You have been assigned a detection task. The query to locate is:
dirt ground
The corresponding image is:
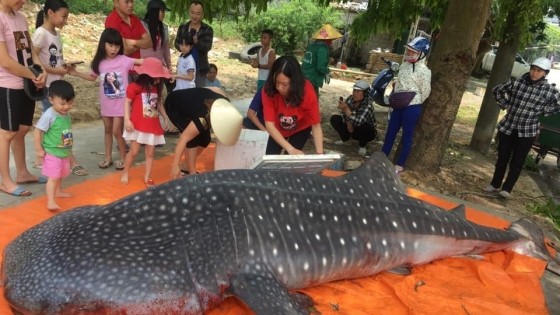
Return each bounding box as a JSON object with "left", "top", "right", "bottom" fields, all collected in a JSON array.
[{"left": 22, "top": 3, "right": 557, "bottom": 236}]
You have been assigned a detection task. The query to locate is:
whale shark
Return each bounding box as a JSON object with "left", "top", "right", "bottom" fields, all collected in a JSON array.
[{"left": 2, "top": 152, "right": 559, "bottom": 314}]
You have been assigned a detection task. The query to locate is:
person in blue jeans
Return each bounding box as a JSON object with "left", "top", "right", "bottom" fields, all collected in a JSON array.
[{"left": 381, "top": 37, "right": 431, "bottom": 173}]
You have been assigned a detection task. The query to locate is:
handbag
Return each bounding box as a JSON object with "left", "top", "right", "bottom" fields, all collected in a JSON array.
[{"left": 388, "top": 91, "right": 417, "bottom": 109}]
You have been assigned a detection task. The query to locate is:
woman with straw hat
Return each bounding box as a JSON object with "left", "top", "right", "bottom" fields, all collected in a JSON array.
[
  {"left": 302, "top": 24, "right": 342, "bottom": 97},
  {"left": 164, "top": 87, "right": 242, "bottom": 178}
]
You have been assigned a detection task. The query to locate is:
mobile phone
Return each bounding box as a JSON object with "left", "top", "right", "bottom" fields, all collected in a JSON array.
[
  {"left": 64, "top": 61, "right": 84, "bottom": 66},
  {"left": 339, "top": 96, "right": 344, "bottom": 102}
]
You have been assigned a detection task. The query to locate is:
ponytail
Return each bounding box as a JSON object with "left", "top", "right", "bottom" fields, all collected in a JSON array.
[{"left": 35, "top": 9, "right": 45, "bottom": 29}]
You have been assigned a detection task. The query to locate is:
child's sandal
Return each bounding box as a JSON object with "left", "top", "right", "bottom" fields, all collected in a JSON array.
[
  {"left": 115, "top": 161, "right": 125, "bottom": 170},
  {"left": 145, "top": 179, "right": 156, "bottom": 188},
  {"left": 98, "top": 160, "right": 113, "bottom": 169}
]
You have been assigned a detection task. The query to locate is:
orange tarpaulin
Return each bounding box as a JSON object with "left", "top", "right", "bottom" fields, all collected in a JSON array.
[{"left": 0, "top": 147, "right": 550, "bottom": 314}]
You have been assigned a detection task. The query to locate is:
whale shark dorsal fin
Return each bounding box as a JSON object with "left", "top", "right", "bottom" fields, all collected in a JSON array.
[
  {"left": 449, "top": 204, "right": 466, "bottom": 218},
  {"left": 343, "top": 151, "right": 407, "bottom": 196}
]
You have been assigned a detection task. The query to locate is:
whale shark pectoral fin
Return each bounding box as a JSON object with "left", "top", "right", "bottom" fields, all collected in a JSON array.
[
  {"left": 387, "top": 266, "right": 412, "bottom": 275},
  {"left": 229, "top": 263, "right": 312, "bottom": 315}
]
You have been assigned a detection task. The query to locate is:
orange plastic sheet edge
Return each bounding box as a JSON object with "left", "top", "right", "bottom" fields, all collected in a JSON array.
[{"left": 0, "top": 151, "right": 549, "bottom": 315}]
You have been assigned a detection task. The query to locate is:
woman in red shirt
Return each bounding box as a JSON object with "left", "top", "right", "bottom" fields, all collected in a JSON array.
[{"left": 262, "top": 56, "right": 324, "bottom": 155}]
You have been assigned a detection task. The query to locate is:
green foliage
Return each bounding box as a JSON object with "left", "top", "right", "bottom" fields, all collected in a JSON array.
[
  {"left": 211, "top": 18, "right": 244, "bottom": 41},
  {"left": 236, "top": 0, "right": 342, "bottom": 55},
  {"left": 526, "top": 198, "right": 560, "bottom": 230},
  {"left": 545, "top": 24, "right": 560, "bottom": 45},
  {"left": 164, "top": 0, "right": 268, "bottom": 22},
  {"left": 347, "top": 0, "right": 450, "bottom": 44},
  {"left": 492, "top": 0, "right": 546, "bottom": 47},
  {"left": 31, "top": 0, "right": 128, "bottom": 15}
]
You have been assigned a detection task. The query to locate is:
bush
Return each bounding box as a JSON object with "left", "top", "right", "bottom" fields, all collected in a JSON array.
[
  {"left": 236, "top": 0, "right": 342, "bottom": 55},
  {"left": 32, "top": 0, "right": 148, "bottom": 16}
]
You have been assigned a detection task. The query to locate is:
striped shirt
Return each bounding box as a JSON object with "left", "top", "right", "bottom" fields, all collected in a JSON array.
[{"left": 493, "top": 73, "right": 560, "bottom": 137}]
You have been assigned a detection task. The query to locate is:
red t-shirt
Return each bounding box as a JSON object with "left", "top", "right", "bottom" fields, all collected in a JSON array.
[
  {"left": 126, "top": 82, "right": 163, "bottom": 135},
  {"left": 262, "top": 80, "right": 320, "bottom": 137},
  {"left": 105, "top": 10, "right": 145, "bottom": 58}
]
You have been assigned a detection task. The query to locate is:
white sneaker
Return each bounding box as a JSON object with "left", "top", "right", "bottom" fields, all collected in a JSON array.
[
  {"left": 498, "top": 190, "right": 511, "bottom": 198},
  {"left": 358, "top": 147, "right": 367, "bottom": 156},
  {"left": 334, "top": 140, "right": 348, "bottom": 145},
  {"left": 483, "top": 185, "right": 499, "bottom": 192},
  {"left": 395, "top": 165, "right": 404, "bottom": 173}
]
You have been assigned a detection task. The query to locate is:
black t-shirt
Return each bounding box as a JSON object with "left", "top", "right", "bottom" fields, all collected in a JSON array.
[{"left": 164, "top": 88, "right": 227, "bottom": 133}]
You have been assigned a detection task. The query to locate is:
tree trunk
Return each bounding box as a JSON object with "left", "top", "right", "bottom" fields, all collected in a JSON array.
[
  {"left": 469, "top": 11, "right": 522, "bottom": 154},
  {"left": 407, "top": 0, "right": 491, "bottom": 173}
]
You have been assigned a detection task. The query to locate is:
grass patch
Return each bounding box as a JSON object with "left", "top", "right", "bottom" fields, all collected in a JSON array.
[
  {"left": 456, "top": 102, "right": 480, "bottom": 126},
  {"left": 524, "top": 154, "right": 540, "bottom": 172},
  {"left": 526, "top": 198, "right": 560, "bottom": 230}
]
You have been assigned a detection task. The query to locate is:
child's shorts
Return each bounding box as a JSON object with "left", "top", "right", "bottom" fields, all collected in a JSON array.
[{"left": 42, "top": 153, "right": 71, "bottom": 179}]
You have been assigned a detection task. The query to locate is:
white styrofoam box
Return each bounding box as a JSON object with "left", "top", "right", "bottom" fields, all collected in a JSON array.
[{"left": 214, "top": 129, "right": 269, "bottom": 170}]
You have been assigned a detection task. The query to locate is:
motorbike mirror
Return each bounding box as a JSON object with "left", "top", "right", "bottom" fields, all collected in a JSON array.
[{"left": 390, "top": 63, "right": 400, "bottom": 72}]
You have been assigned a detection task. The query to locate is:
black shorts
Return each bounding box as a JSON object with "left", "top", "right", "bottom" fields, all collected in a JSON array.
[{"left": 0, "top": 87, "right": 35, "bottom": 131}]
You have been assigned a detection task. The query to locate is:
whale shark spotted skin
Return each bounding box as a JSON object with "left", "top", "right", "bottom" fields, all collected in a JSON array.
[{"left": 2, "top": 152, "right": 559, "bottom": 314}]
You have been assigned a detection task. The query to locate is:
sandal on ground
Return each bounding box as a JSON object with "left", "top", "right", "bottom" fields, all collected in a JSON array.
[
  {"left": 145, "top": 179, "right": 156, "bottom": 188},
  {"left": 180, "top": 170, "right": 200, "bottom": 177},
  {"left": 2, "top": 186, "right": 32, "bottom": 197},
  {"left": 98, "top": 160, "right": 113, "bottom": 169},
  {"left": 16, "top": 175, "right": 48, "bottom": 184},
  {"left": 115, "top": 161, "right": 125, "bottom": 170},
  {"left": 71, "top": 165, "right": 89, "bottom": 176}
]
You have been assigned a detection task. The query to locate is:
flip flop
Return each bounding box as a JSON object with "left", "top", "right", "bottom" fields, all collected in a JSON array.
[
  {"left": 16, "top": 175, "right": 47, "bottom": 184},
  {"left": 71, "top": 165, "right": 89, "bottom": 176},
  {"left": 2, "top": 186, "right": 32, "bottom": 197},
  {"left": 98, "top": 160, "right": 113, "bottom": 169}
]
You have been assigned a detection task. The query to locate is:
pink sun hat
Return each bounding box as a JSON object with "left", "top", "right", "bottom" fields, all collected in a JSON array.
[{"left": 133, "top": 57, "right": 171, "bottom": 79}]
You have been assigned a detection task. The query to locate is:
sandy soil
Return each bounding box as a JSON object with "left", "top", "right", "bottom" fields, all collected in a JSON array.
[{"left": 21, "top": 3, "right": 558, "bottom": 236}]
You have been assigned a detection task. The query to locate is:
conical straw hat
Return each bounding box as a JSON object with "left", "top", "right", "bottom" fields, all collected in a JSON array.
[
  {"left": 312, "top": 24, "right": 343, "bottom": 40},
  {"left": 210, "top": 98, "right": 243, "bottom": 146}
]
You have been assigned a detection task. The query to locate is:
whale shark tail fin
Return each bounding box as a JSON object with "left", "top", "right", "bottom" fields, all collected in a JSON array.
[
  {"left": 509, "top": 217, "right": 560, "bottom": 275},
  {"left": 343, "top": 151, "right": 407, "bottom": 196}
]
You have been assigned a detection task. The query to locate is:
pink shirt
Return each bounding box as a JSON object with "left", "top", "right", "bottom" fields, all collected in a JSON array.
[
  {"left": 0, "top": 11, "right": 33, "bottom": 89},
  {"left": 32, "top": 26, "right": 64, "bottom": 87},
  {"left": 94, "top": 55, "right": 135, "bottom": 117}
]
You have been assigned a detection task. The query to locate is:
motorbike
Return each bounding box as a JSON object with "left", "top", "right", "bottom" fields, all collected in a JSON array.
[{"left": 369, "top": 57, "right": 399, "bottom": 107}]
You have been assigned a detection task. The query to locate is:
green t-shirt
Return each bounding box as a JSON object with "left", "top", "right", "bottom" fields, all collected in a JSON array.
[{"left": 35, "top": 107, "right": 73, "bottom": 158}]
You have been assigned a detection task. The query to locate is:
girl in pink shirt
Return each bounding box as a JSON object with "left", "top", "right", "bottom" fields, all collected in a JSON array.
[{"left": 68, "top": 28, "right": 142, "bottom": 171}]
